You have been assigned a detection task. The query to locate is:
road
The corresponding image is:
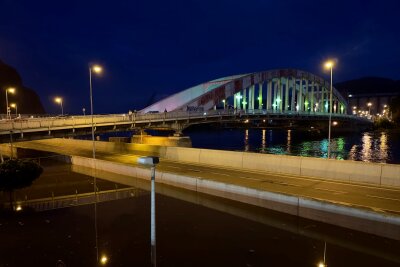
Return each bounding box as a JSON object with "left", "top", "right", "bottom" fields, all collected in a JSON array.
[{"left": 12, "top": 140, "right": 400, "bottom": 215}]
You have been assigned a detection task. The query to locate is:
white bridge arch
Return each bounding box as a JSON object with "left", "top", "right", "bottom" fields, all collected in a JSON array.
[{"left": 141, "top": 69, "right": 347, "bottom": 115}]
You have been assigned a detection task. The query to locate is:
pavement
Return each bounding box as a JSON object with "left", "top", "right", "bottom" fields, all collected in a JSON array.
[{"left": 11, "top": 140, "right": 400, "bottom": 216}]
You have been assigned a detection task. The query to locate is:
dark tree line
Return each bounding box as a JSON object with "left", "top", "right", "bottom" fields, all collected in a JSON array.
[{"left": 0, "top": 159, "right": 43, "bottom": 210}]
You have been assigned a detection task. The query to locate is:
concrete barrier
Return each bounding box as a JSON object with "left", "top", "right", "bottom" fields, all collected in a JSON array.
[
  {"left": 69, "top": 155, "right": 400, "bottom": 240},
  {"left": 11, "top": 138, "right": 400, "bottom": 187},
  {"left": 300, "top": 157, "right": 382, "bottom": 185},
  {"left": 199, "top": 149, "right": 244, "bottom": 168}
]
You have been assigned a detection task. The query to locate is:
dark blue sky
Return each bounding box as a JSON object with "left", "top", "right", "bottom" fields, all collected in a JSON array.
[{"left": 1, "top": 0, "right": 399, "bottom": 114}]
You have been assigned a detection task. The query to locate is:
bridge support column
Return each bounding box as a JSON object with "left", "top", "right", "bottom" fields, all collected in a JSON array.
[
  {"left": 243, "top": 88, "right": 247, "bottom": 110},
  {"left": 285, "top": 77, "right": 289, "bottom": 111},
  {"left": 267, "top": 80, "right": 272, "bottom": 111},
  {"left": 273, "top": 80, "right": 278, "bottom": 111},
  {"left": 279, "top": 78, "right": 283, "bottom": 112},
  {"left": 310, "top": 81, "right": 314, "bottom": 112},
  {"left": 258, "top": 83, "right": 263, "bottom": 110},
  {"left": 298, "top": 79, "right": 303, "bottom": 112},
  {"left": 251, "top": 84, "right": 255, "bottom": 110},
  {"left": 304, "top": 80, "right": 309, "bottom": 112},
  {"left": 291, "top": 78, "right": 296, "bottom": 111}
]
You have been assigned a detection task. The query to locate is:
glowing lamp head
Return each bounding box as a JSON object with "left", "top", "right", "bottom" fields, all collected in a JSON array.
[
  {"left": 367, "top": 102, "right": 372, "bottom": 107},
  {"left": 100, "top": 255, "right": 108, "bottom": 265},
  {"left": 10, "top": 103, "right": 16, "bottom": 108},
  {"left": 324, "top": 60, "right": 334, "bottom": 69},
  {"left": 54, "top": 97, "right": 62, "bottom": 104},
  {"left": 92, "top": 65, "right": 103, "bottom": 74},
  {"left": 7, "top": 87, "right": 16, "bottom": 94}
]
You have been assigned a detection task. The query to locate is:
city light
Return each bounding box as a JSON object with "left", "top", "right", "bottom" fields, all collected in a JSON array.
[
  {"left": 324, "top": 60, "right": 334, "bottom": 69},
  {"left": 92, "top": 65, "right": 103, "bottom": 74},
  {"left": 7, "top": 87, "right": 16, "bottom": 94},
  {"left": 100, "top": 255, "right": 108, "bottom": 265}
]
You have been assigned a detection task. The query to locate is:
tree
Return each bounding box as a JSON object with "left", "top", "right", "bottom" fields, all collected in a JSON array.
[
  {"left": 389, "top": 96, "right": 400, "bottom": 124},
  {"left": 0, "top": 159, "right": 43, "bottom": 210}
]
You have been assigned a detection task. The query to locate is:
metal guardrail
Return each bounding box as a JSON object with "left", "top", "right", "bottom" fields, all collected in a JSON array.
[{"left": 0, "top": 110, "right": 371, "bottom": 134}]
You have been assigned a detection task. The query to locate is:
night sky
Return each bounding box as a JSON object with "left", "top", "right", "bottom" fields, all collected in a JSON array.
[{"left": 1, "top": 0, "right": 399, "bottom": 114}]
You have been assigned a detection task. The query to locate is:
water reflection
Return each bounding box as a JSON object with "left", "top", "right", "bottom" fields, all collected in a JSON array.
[
  {"left": 233, "top": 129, "right": 394, "bottom": 162},
  {"left": 261, "top": 129, "right": 266, "bottom": 152},
  {"left": 286, "top": 129, "right": 291, "bottom": 153},
  {"left": 244, "top": 129, "right": 249, "bottom": 152},
  {"left": 347, "top": 132, "right": 390, "bottom": 163}
]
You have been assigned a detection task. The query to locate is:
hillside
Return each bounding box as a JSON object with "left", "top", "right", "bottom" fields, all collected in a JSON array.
[
  {"left": 335, "top": 77, "right": 400, "bottom": 96},
  {"left": 0, "top": 60, "right": 45, "bottom": 114}
]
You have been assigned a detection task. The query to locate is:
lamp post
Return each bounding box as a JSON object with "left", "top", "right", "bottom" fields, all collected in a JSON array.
[
  {"left": 54, "top": 97, "right": 64, "bottom": 115},
  {"left": 324, "top": 60, "right": 334, "bottom": 159},
  {"left": 5, "top": 87, "right": 15, "bottom": 119},
  {"left": 89, "top": 65, "right": 103, "bottom": 160},
  {"left": 367, "top": 102, "right": 372, "bottom": 115},
  {"left": 89, "top": 64, "right": 102, "bottom": 264},
  {"left": 138, "top": 156, "right": 160, "bottom": 267},
  {"left": 10, "top": 103, "right": 17, "bottom": 117}
]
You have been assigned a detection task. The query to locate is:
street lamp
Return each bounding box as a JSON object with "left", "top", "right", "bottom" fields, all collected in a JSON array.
[
  {"left": 5, "top": 87, "right": 16, "bottom": 119},
  {"left": 367, "top": 102, "right": 372, "bottom": 115},
  {"left": 137, "top": 156, "right": 160, "bottom": 267},
  {"left": 89, "top": 64, "right": 103, "bottom": 160},
  {"left": 324, "top": 60, "right": 335, "bottom": 159},
  {"left": 54, "top": 97, "right": 64, "bottom": 115},
  {"left": 10, "top": 103, "right": 17, "bottom": 117},
  {"left": 89, "top": 64, "right": 103, "bottom": 264}
]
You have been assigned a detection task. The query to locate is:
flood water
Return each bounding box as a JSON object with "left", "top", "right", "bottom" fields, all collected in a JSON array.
[
  {"left": 186, "top": 128, "right": 400, "bottom": 164},
  {"left": 0, "top": 161, "right": 399, "bottom": 266}
]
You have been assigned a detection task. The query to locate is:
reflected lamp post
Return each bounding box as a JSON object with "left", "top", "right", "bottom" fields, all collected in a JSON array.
[
  {"left": 138, "top": 156, "right": 160, "bottom": 267},
  {"left": 324, "top": 60, "right": 334, "bottom": 159},
  {"left": 54, "top": 97, "right": 64, "bottom": 115},
  {"left": 5, "top": 87, "right": 16, "bottom": 119}
]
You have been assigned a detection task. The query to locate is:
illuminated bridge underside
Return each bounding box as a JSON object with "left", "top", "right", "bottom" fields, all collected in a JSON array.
[{"left": 141, "top": 69, "right": 348, "bottom": 114}]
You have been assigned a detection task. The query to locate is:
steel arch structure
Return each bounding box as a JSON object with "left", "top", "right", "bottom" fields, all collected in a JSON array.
[{"left": 141, "top": 69, "right": 348, "bottom": 115}]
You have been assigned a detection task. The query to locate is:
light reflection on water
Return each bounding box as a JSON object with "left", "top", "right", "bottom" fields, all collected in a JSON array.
[{"left": 189, "top": 129, "right": 399, "bottom": 163}]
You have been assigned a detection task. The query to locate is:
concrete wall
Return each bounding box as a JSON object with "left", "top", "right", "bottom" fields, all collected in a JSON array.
[
  {"left": 11, "top": 138, "right": 400, "bottom": 187},
  {"left": 163, "top": 146, "right": 400, "bottom": 187},
  {"left": 70, "top": 155, "right": 400, "bottom": 240}
]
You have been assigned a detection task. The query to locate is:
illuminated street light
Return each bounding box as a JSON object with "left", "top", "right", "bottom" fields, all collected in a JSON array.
[
  {"left": 324, "top": 60, "right": 335, "bottom": 159},
  {"left": 367, "top": 102, "right": 372, "bottom": 115},
  {"left": 5, "top": 87, "right": 16, "bottom": 119},
  {"left": 54, "top": 97, "right": 64, "bottom": 115},
  {"left": 10, "top": 103, "right": 17, "bottom": 117},
  {"left": 89, "top": 64, "right": 103, "bottom": 263},
  {"left": 100, "top": 255, "right": 108, "bottom": 265}
]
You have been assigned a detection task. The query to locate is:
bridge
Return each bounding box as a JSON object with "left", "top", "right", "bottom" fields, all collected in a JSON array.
[{"left": 0, "top": 68, "right": 371, "bottom": 140}]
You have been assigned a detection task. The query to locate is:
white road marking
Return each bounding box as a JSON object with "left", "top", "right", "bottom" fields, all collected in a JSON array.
[
  {"left": 240, "top": 176, "right": 261, "bottom": 181},
  {"left": 366, "top": 195, "right": 400, "bottom": 202},
  {"left": 315, "top": 187, "right": 347, "bottom": 194}
]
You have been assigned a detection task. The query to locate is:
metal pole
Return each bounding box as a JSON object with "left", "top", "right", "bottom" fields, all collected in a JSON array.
[
  {"left": 5, "top": 90, "right": 9, "bottom": 119},
  {"left": 151, "top": 165, "right": 156, "bottom": 267},
  {"left": 60, "top": 100, "right": 64, "bottom": 116},
  {"left": 327, "top": 67, "right": 333, "bottom": 159},
  {"left": 89, "top": 67, "right": 99, "bottom": 263}
]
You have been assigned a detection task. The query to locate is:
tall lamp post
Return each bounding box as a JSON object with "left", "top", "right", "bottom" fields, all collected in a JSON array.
[
  {"left": 138, "top": 156, "right": 160, "bottom": 267},
  {"left": 324, "top": 60, "right": 335, "bottom": 159},
  {"left": 10, "top": 103, "right": 17, "bottom": 117},
  {"left": 367, "top": 102, "right": 372, "bottom": 115},
  {"left": 5, "top": 87, "right": 16, "bottom": 119},
  {"left": 54, "top": 97, "right": 64, "bottom": 115},
  {"left": 89, "top": 65, "right": 103, "bottom": 160},
  {"left": 89, "top": 64, "right": 103, "bottom": 264}
]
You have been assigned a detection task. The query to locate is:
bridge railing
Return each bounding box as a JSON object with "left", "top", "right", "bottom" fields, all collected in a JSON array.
[{"left": 0, "top": 109, "right": 370, "bottom": 133}]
